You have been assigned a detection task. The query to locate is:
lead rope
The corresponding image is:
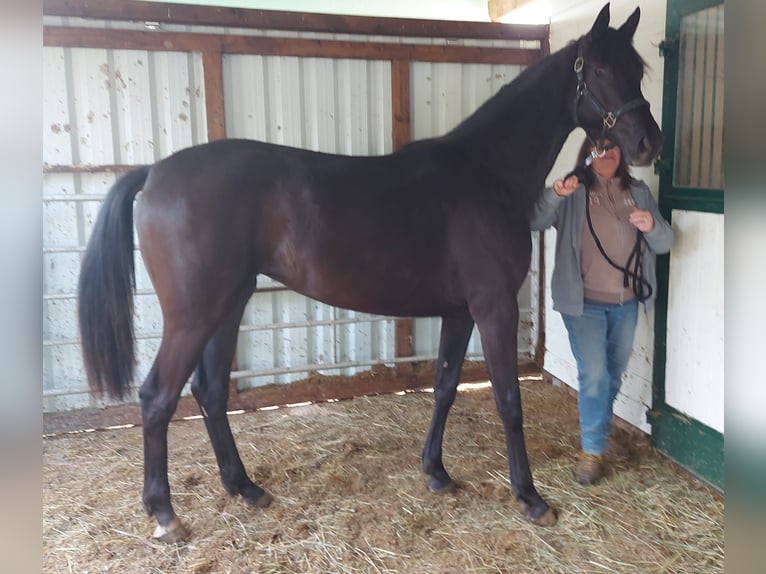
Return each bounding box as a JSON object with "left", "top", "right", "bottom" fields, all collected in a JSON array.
[
  {"left": 567, "top": 160, "right": 653, "bottom": 303},
  {"left": 583, "top": 185, "right": 653, "bottom": 302}
]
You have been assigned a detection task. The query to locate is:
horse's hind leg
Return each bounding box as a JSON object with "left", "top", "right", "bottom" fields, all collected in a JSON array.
[
  {"left": 139, "top": 327, "right": 211, "bottom": 543},
  {"left": 190, "top": 292, "right": 273, "bottom": 509},
  {"left": 422, "top": 309, "right": 474, "bottom": 492}
]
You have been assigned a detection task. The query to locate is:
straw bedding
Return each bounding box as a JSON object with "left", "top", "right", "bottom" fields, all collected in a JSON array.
[{"left": 43, "top": 378, "right": 723, "bottom": 573}]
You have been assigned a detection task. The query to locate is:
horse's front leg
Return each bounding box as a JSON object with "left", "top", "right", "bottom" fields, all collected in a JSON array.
[
  {"left": 421, "top": 309, "right": 475, "bottom": 492},
  {"left": 472, "top": 298, "right": 557, "bottom": 527}
]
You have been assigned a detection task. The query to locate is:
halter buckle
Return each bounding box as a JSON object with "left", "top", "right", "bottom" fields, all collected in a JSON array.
[
  {"left": 603, "top": 112, "right": 617, "bottom": 129},
  {"left": 574, "top": 56, "right": 584, "bottom": 74}
]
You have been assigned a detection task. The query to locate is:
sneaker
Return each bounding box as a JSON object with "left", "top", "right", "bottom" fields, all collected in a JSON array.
[{"left": 574, "top": 451, "right": 607, "bottom": 485}]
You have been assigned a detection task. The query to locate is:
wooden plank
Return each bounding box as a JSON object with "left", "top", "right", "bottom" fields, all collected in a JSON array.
[
  {"left": 43, "top": 0, "right": 548, "bottom": 42},
  {"left": 689, "top": 13, "right": 705, "bottom": 187},
  {"left": 43, "top": 26, "right": 542, "bottom": 66},
  {"left": 391, "top": 61, "right": 411, "bottom": 153},
  {"left": 391, "top": 59, "right": 414, "bottom": 376},
  {"left": 676, "top": 26, "right": 695, "bottom": 186},
  {"left": 201, "top": 50, "right": 226, "bottom": 141},
  {"left": 394, "top": 319, "right": 415, "bottom": 376},
  {"left": 43, "top": 163, "right": 143, "bottom": 173},
  {"left": 43, "top": 360, "right": 542, "bottom": 435},
  {"left": 710, "top": 8, "right": 724, "bottom": 189}
]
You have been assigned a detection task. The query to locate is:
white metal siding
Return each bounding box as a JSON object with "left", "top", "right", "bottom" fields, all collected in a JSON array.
[
  {"left": 43, "top": 46, "right": 207, "bottom": 412},
  {"left": 224, "top": 55, "right": 392, "bottom": 154}
]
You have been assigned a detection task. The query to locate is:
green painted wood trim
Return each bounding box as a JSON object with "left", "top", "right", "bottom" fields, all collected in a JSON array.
[
  {"left": 648, "top": 404, "right": 724, "bottom": 490},
  {"left": 658, "top": 0, "right": 724, "bottom": 214},
  {"left": 659, "top": 194, "right": 724, "bottom": 214},
  {"left": 653, "top": 0, "right": 725, "bottom": 489},
  {"left": 672, "top": 0, "right": 723, "bottom": 15}
]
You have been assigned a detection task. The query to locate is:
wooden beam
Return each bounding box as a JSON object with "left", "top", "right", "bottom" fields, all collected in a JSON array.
[
  {"left": 391, "top": 59, "right": 414, "bottom": 377},
  {"left": 488, "top": 0, "right": 540, "bottom": 22},
  {"left": 391, "top": 60, "right": 411, "bottom": 152},
  {"left": 43, "top": 361, "right": 542, "bottom": 435},
  {"left": 43, "top": 163, "right": 143, "bottom": 173},
  {"left": 201, "top": 50, "right": 225, "bottom": 141},
  {"left": 44, "top": 0, "right": 548, "bottom": 42},
  {"left": 43, "top": 26, "right": 542, "bottom": 66}
]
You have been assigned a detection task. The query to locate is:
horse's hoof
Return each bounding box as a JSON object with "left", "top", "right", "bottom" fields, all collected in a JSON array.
[
  {"left": 426, "top": 476, "right": 458, "bottom": 494},
  {"left": 244, "top": 489, "right": 273, "bottom": 508},
  {"left": 153, "top": 516, "right": 191, "bottom": 543},
  {"left": 524, "top": 506, "right": 557, "bottom": 527}
]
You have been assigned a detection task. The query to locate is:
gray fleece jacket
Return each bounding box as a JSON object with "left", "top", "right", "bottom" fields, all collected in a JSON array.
[{"left": 529, "top": 179, "right": 674, "bottom": 316}]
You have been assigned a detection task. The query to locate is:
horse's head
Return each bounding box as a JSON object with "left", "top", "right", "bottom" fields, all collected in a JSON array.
[{"left": 574, "top": 4, "right": 662, "bottom": 166}]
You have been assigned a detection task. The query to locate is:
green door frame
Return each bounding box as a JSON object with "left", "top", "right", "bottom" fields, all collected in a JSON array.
[{"left": 650, "top": 0, "right": 724, "bottom": 489}]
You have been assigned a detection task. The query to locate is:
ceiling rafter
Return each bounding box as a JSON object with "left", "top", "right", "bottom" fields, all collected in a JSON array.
[{"left": 488, "top": 0, "right": 539, "bottom": 22}]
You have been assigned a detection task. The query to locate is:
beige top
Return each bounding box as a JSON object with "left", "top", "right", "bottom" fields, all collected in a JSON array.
[{"left": 580, "top": 174, "right": 640, "bottom": 304}]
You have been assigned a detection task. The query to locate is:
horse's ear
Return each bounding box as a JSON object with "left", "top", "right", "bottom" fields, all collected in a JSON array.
[
  {"left": 618, "top": 7, "right": 641, "bottom": 41},
  {"left": 589, "top": 3, "right": 611, "bottom": 40}
]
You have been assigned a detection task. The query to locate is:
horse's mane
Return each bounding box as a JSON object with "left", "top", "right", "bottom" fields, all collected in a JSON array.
[
  {"left": 447, "top": 28, "right": 647, "bottom": 142},
  {"left": 446, "top": 46, "right": 569, "bottom": 141}
]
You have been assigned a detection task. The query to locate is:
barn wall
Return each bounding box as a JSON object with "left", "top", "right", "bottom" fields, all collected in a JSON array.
[
  {"left": 539, "top": 0, "right": 668, "bottom": 433},
  {"left": 664, "top": 210, "right": 724, "bottom": 432},
  {"left": 42, "top": 3, "right": 546, "bottom": 412},
  {"left": 43, "top": 46, "right": 209, "bottom": 411}
]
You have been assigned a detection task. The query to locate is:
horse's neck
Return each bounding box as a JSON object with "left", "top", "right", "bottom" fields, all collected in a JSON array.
[{"left": 452, "top": 42, "right": 579, "bottom": 195}]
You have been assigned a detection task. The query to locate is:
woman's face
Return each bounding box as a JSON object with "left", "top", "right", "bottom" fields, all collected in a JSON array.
[{"left": 591, "top": 143, "right": 621, "bottom": 179}]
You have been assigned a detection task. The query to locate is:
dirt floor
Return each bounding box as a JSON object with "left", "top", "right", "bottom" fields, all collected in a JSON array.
[{"left": 43, "top": 379, "right": 723, "bottom": 573}]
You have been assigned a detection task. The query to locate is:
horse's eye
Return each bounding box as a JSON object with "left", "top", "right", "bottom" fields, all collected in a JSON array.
[{"left": 595, "top": 67, "right": 606, "bottom": 78}]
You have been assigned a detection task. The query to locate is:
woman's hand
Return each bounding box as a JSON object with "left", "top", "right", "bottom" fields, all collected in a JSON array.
[
  {"left": 552, "top": 175, "right": 580, "bottom": 197},
  {"left": 629, "top": 209, "right": 655, "bottom": 233}
]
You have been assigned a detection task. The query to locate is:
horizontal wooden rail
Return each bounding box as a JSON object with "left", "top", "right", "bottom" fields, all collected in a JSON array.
[
  {"left": 43, "top": 0, "right": 548, "bottom": 42},
  {"left": 43, "top": 163, "right": 143, "bottom": 174},
  {"left": 43, "top": 26, "right": 542, "bottom": 66}
]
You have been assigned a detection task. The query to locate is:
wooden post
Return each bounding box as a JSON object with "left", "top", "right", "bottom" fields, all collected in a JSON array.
[
  {"left": 202, "top": 49, "right": 226, "bottom": 141},
  {"left": 391, "top": 59, "right": 415, "bottom": 379}
]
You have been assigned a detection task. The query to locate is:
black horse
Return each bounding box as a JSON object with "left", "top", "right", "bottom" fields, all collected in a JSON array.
[{"left": 78, "top": 4, "right": 661, "bottom": 542}]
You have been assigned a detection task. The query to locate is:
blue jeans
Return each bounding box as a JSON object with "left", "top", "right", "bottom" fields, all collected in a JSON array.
[{"left": 562, "top": 299, "right": 638, "bottom": 456}]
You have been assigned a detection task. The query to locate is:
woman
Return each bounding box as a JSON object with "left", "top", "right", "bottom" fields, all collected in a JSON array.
[{"left": 529, "top": 138, "right": 674, "bottom": 485}]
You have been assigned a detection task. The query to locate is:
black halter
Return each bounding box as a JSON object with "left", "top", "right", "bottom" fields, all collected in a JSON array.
[{"left": 573, "top": 37, "right": 649, "bottom": 155}]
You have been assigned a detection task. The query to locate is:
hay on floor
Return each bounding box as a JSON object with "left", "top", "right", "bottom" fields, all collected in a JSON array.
[{"left": 43, "top": 379, "right": 723, "bottom": 573}]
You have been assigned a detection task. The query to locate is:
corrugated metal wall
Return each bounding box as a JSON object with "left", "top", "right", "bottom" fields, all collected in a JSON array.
[
  {"left": 43, "top": 46, "right": 208, "bottom": 411},
  {"left": 42, "top": 21, "right": 538, "bottom": 411}
]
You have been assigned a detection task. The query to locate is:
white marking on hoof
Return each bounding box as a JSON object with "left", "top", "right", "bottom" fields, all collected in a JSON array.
[{"left": 153, "top": 517, "right": 190, "bottom": 543}]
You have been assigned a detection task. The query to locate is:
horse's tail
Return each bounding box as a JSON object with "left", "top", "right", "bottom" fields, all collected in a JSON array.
[{"left": 78, "top": 166, "right": 150, "bottom": 400}]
